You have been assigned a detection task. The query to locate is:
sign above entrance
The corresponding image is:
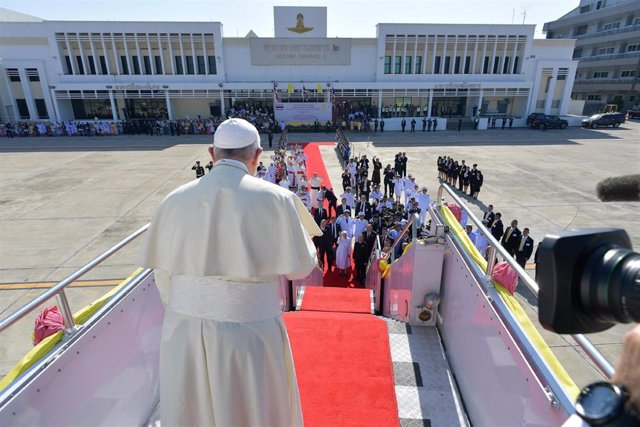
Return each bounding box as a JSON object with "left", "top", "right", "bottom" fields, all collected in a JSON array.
[
  {"left": 112, "top": 84, "right": 162, "bottom": 91},
  {"left": 434, "top": 83, "right": 481, "bottom": 90},
  {"left": 250, "top": 38, "right": 351, "bottom": 66},
  {"left": 274, "top": 6, "right": 327, "bottom": 38},
  {"left": 274, "top": 102, "right": 332, "bottom": 124}
]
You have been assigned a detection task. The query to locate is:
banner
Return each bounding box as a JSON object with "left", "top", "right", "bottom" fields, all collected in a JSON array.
[
  {"left": 274, "top": 102, "right": 332, "bottom": 124},
  {"left": 274, "top": 6, "right": 327, "bottom": 38},
  {"left": 250, "top": 38, "right": 351, "bottom": 66}
]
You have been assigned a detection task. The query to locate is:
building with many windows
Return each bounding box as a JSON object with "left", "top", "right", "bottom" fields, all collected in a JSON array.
[
  {"left": 544, "top": 0, "right": 640, "bottom": 114},
  {"left": 0, "top": 6, "right": 578, "bottom": 126}
]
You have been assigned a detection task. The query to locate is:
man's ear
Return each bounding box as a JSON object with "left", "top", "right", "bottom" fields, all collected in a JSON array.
[{"left": 208, "top": 146, "right": 216, "bottom": 163}]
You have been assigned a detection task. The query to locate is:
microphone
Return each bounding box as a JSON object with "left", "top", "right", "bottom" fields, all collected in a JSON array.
[{"left": 596, "top": 174, "right": 640, "bottom": 202}]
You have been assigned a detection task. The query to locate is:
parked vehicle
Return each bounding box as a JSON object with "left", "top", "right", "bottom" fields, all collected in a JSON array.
[
  {"left": 627, "top": 109, "right": 640, "bottom": 119},
  {"left": 542, "top": 115, "right": 568, "bottom": 129},
  {"left": 581, "top": 113, "right": 626, "bottom": 128},
  {"left": 526, "top": 113, "right": 547, "bottom": 128}
]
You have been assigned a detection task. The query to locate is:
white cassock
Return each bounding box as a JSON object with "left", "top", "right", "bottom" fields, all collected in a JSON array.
[
  {"left": 416, "top": 193, "right": 431, "bottom": 224},
  {"left": 309, "top": 176, "right": 323, "bottom": 209},
  {"left": 335, "top": 235, "right": 352, "bottom": 269},
  {"left": 473, "top": 231, "right": 489, "bottom": 257},
  {"left": 139, "top": 158, "right": 321, "bottom": 427},
  {"left": 392, "top": 178, "right": 403, "bottom": 197}
]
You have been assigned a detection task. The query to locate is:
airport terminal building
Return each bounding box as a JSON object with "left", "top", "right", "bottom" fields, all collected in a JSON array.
[{"left": 0, "top": 6, "right": 578, "bottom": 126}]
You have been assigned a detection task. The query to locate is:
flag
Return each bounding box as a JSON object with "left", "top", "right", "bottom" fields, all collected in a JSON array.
[
  {"left": 287, "top": 83, "right": 294, "bottom": 94},
  {"left": 330, "top": 87, "right": 336, "bottom": 102},
  {"left": 272, "top": 87, "right": 281, "bottom": 103},
  {"left": 317, "top": 83, "right": 323, "bottom": 93},
  {"left": 303, "top": 86, "right": 309, "bottom": 102}
]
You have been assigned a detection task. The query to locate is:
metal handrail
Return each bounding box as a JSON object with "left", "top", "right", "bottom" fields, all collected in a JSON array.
[
  {"left": 436, "top": 182, "right": 615, "bottom": 378},
  {"left": 387, "top": 213, "right": 419, "bottom": 262},
  {"left": 0, "top": 223, "right": 150, "bottom": 334}
]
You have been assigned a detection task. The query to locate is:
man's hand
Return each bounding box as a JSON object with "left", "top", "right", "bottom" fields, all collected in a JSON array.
[{"left": 612, "top": 324, "right": 640, "bottom": 411}]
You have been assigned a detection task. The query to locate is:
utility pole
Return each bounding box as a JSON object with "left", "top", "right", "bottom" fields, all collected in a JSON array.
[{"left": 521, "top": 10, "right": 527, "bottom": 25}]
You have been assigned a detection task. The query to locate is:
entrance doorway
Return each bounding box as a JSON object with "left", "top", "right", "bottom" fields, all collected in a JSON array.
[{"left": 431, "top": 97, "right": 467, "bottom": 117}]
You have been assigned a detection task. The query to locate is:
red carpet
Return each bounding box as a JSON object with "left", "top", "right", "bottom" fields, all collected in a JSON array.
[
  {"left": 284, "top": 311, "right": 399, "bottom": 427},
  {"left": 300, "top": 287, "right": 372, "bottom": 314}
]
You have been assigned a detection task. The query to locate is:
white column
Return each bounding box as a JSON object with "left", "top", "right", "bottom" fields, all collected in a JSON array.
[
  {"left": 18, "top": 68, "right": 38, "bottom": 120},
  {"left": 202, "top": 33, "right": 209, "bottom": 74},
  {"left": 462, "top": 35, "right": 468, "bottom": 74},
  {"left": 427, "top": 89, "right": 433, "bottom": 117},
  {"left": 165, "top": 90, "right": 173, "bottom": 119},
  {"left": 48, "top": 87, "right": 61, "bottom": 122},
  {"left": 500, "top": 36, "right": 508, "bottom": 74},
  {"left": 134, "top": 33, "right": 143, "bottom": 74},
  {"left": 510, "top": 36, "right": 519, "bottom": 74},
  {"left": 157, "top": 33, "right": 166, "bottom": 75},
  {"left": 422, "top": 34, "right": 429, "bottom": 74},
  {"left": 401, "top": 35, "right": 408, "bottom": 74},
  {"left": 477, "top": 89, "right": 484, "bottom": 115},
  {"left": 146, "top": 33, "right": 155, "bottom": 75},
  {"left": 560, "top": 64, "right": 577, "bottom": 115},
  {"left": 100, "top": 33, "right": 111, "bottom": 74},
  {"left": 109, "top": 90, "right": 119, "bottom": 121},
  {"left": 472, "top": 35, "right": 479, "bottom": 74},
  {"left": 111, "top": 33, "right": 121, "bottom": 75},
  {"left": 491, "top": 35, "right": 498, "bottom": 74},
  {"left": 413, "top": 35, "right": 419, "bottom": 74},
  {"left": 167, "top": 33, "right": 176, "bottom": 74},
  {"left": 452, "top": 35, "right": 458, "bottom": 74},
  {"left": 190, "top": 33, "right": 197, "bottom": 74},
  {"left": 123, "top": 33, "right": 132, "bottom": 74},
  {"left": 544, "top": 70, "right": 558, "bottom": 115},
  {"left": 178, "top": 33, "right": 186, "bottom": 74},
  {"left": 64, "top": 33, "right": 77, "bottom": 75},
  {"left": 481, "top": 36, "right": 488, "bottom": 73},
  {"left": 441, "top": 35, "right": 447, "bottom": 73},
  {"left": 391, "top": 35, "right": 397, "bottom": 74},
  {"left": 377, "top": 90, "right": 383, "bottom": 117},
  {"left": 219, "top": 89, "right": 226, "bottom": 117},
  {"left": 76, "top": 33, "right": 89, "bottom": 75},
  {"left": 88, "top": 33, "right": 99, "bottom": 74},
  {"left": 432, "top": 36, "right": 438, "bottom": 73}
]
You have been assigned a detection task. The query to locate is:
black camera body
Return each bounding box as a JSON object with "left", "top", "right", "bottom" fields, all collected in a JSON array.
[{"left": 537, "top": 228, "right": 640, "bottom": 334}]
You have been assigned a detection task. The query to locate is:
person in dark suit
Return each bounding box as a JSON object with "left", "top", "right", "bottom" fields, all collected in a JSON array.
[
  {"left": 383, "top": 165, "right": 395, "bottom": 197},
  {"left": 515, "top": 228, "right": 534, "bottom": 269},
  {"left": 433, "top": 118, "right": 438, "bottom": 131},
  {"left": 410, "top": 119, "right": 416, "bottom": 133},
  {"left": 483, "top": 205, "right": 495, "bottom": 228},
  {"left": 399, "top": 153, "right": 408, "bottom": 177},
  {"left": 374, "top": 118, "right": 379, "bottom": 132},
  {"left": 380, "top": 119, "right": 385, "bottom": 132},
  {"left": 401, "top": 118, "right": 406, "bottom": 132},
  {"left": 318, "top": 220, "right": 336, "bottom": 272},
  {"left": 501, "top": 219, "right": 522, "bottom": 257},
  {"left": 422, "top": 117, "right": 427, "bottom": 132},
  {"left": 268, "top": 130, "right": 273, "bottom": 148},
  {"left": 362, "top": 224, "right": 378, "bottom": 255},
  {"left": 355, "top": 195, "right": 372, "bottom": 220},
  {"left": 313, "top": 205, "right": 328, "bottom": 225},
  {"left": 371, "top": 157, "right": 382, "bottom": 186},
  {"left": 427, "top": 118, "right": 432, "bottom": 132},
  {"left": 322, "top": 186, "right": 338, "bottom": 217},
  {"left": 352, "top": 234, "right": 369, "bottom": 284},
  {"left": 491, "top": 212, "right": 504, "bottom": 241},
  {"left": 336, "top": 198, "right": 350, "bottom": 217}
]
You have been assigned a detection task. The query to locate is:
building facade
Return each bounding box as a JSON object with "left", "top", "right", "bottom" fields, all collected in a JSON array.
[
  {"left": 544, "top": 0, "right": 640, "bottom": 115},
  {"left": 0, "top": 6, "right": 578, "bottom": 124}
]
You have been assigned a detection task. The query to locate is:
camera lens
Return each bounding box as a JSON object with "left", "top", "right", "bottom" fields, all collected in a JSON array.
[{"left": 581, "top": 246, "right": 640, "bottom": 324}]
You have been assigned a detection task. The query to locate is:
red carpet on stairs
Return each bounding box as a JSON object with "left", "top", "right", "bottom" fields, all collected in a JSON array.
[
  {"left": 300, "top": 287, "right": 372, "bottom": 314},
  {"left": 284, "top": 311, "right": 399, "bottom": 427}
]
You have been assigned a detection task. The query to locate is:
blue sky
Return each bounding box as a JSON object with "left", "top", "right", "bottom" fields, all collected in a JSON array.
[{"left": 0, "top": 0, "right": 577, "bottom": 38}]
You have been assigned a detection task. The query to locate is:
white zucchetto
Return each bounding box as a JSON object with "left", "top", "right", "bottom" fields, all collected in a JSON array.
[{"left": 213, "top": 118, "right": 261, "bottom": 149}]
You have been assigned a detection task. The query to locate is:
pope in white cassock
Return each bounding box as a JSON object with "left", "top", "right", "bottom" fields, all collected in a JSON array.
[{"left": 139, "top": 118, "right": 321, "bottom": 427}]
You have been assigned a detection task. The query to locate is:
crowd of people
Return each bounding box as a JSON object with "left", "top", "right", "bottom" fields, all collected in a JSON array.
[
  {"left": 437, "top": 156, "right": 484, "bottom": 199},
  {"left": 0, "top": 102, "right": 278, "bottom": 138}
]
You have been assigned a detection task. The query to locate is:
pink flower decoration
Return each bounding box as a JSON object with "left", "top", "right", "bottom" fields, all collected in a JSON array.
[{"left": 33, "top": 305, "right": 64, "bottom": 345}]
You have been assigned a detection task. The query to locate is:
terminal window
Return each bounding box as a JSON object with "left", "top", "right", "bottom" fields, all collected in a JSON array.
[
  {"left": 132, "top": 56, "right": 141, "bottom": 75},
  {"left": 35, "top": 99, "right": 48, "bottom": 119},
  {"left": 88, "top": 56, "right": 96, "bottom": 75},
  {"left": 16, "top": 99, "right": 29, "bottom": 119},
  {"left": 415, "top": 56, "right": 422, "bottom": 74},
  {"left": 120, "top": 56, "right": 130, "bottom": 75},
  {"left": 627, "top": 44, "right": 639, "bottom": 52},
  {"left": 174, "top": 56, "right": 184, "bottom": 74},
  {"left": 404, "top": 56, "right": 412, "bottom": 74},
  {"left": 384, "top": 56, "right": 391, "bottom": 74},
  {"left": 76, "top": 56, "right": 85, "bottom": 75},
  {"left": 143, "top": 56, "right": 152, "bottom": 75},
  {"left": 394, "top": 56, "right": 402, "bottom": 74},
  {"left": 186, "top": 56, "right": 195, "bottom": 75},
  {"left": 64, "top": 56, "right": 72, "bottom": 74},
  {"left": 197, "top": 56, "right": 206, "bottom": 75},
  {"left": 154, "top": 56, "right": 163, "bottom": 74},
  {"left": 207, "top": 56, "right": 217, "bottom": 74},
  {"left": 99, "top": 56, "right": 108, "bottom": 74}
]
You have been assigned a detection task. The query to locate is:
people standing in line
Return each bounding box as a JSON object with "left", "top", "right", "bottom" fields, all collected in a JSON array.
[
  {"left": 515, "top": 228, "right": 534, "bottom": 269},
  {"left": 470, "top": 169, "right": 483, "bottom": 199}
]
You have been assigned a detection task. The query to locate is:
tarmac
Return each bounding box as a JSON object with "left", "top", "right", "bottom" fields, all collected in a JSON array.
[{"left": 1, "top": 120, "right": 639, "bottom": 388}]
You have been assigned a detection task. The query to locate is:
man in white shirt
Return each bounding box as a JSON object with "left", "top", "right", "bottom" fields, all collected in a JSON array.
[
  {"left": 309, "top": 172, "right": 323, "bottom": 209},
  {"left": 415, "top": 187, "right": 431, "bottom": 225},
  {"left": 472, "top": 220, "right": 490, "bottom": 257},
  {"left": 340, "top": 187, "right": 356, "bottom": 208},
  {"left": 139, "top": 118, "right": 320, "bottom": 426}
]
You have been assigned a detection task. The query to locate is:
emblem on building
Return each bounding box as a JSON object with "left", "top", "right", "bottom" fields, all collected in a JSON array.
[{"left": 288, "top": 13, "right": 314, "bottom": 33}]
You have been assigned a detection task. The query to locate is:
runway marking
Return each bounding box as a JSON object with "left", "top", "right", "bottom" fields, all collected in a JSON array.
[{"left": 0, "top": 279, "right": 122, "bottom": 291}]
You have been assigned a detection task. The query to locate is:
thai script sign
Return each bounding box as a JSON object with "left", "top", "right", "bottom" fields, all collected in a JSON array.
[
  {"left": 250, "top": 38, "right": 351, "bottom": 66},
  {"left": 274, "top": 102, "right": 332, "bottom": 124}
]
